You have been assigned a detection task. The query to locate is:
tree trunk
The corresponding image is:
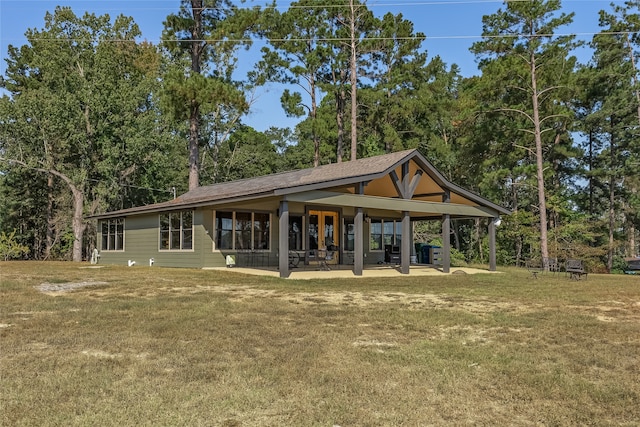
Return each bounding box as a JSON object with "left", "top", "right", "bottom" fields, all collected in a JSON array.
[
  {"left": 589, "top": 130, "right": 594, "bottom": 216},
  {"left": 608, "top": 125, "right": 616, "bottom": 272},
  {"left": 188, "top": 0, "right": 204, "bottom": 189},
  {"left": 475, "top": 218, "right": 484, "bottom": 263},
  {"left": 45, "top": 174, "right": 55, "bottom": 260},
  {"left": 335, "top": 72, "right": 346, "bottom": 163},
  {"left": 452, "top": 222, "right": 460, "bottom": 250},
  {"left": 626, "top": 33, "right": 639, "bottom": 257},
  {"left": 310, "top": 70, "right": 320, "bottom": 167},
  {"left": 626, "top": 33, "right": 640, "bottom": 124},
  {"left": 188, "top": 102, "right": 200, "bottom": 189},
  {"left": 71, "top": 184, "right": 86, "bottom": 262},
  {"left": 349, "top": 0, "right": 358, "bottom": 161},
  {"left": 530, "top": 52, "right": 549, "bottom": 261},
  {"left": 511, "top": 177, "right": 522, "bottom": 266}
]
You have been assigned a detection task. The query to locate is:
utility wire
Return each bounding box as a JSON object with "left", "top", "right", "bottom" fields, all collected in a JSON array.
[
  {"left": 87, "top": 178, "right": 176, "bottom": 196},
  {"left": 0, "top": 0, "right": 631, "bottom": 8},
  {"left": 1, "top": 0, "right": 634, "bottom": 44}
]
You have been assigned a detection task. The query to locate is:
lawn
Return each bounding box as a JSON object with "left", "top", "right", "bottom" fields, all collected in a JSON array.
[{"left": 1, "top": 261, "right": 639, "bottom": 426}]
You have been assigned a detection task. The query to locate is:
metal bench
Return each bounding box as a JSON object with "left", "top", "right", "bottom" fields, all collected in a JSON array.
[
  {"left": 544, "top": 257, "right": 561, "bottom": 274},
  {"left": 566, "top": 259, "right": 587, "bottom": 280},
  {"left": 526, "top": 259, "right": 544, "bottom": 279}
]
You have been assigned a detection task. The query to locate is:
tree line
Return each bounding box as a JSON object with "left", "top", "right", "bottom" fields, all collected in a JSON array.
[{"left": 1, "top": 0, "right": 638, "bottom": 272}]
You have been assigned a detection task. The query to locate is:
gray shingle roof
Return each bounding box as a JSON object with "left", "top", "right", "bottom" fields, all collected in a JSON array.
[
  {"left": 89, "top": 149, "right": 509, "bottom": 219},
  {"left": 179, "top": 148, "right": 415, "bottom": 203}
]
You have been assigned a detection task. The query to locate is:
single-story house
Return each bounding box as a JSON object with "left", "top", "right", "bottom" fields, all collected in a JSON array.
[{"left": 90, "top": 149, "right": 510, "bottom": 277}]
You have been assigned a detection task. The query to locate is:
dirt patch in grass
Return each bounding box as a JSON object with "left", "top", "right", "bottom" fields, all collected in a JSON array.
[
  {"left": 35, "top": 281, "right": 108, "bottom": 294},
  {"left": 566, "top": 302, "right": 640, "bottom": 323},
  {"left": 36, "top": 278, "right": 640, "bottom": 323},
  {"left": 123, "top": 283, "right": 534, "bottom": 315}
]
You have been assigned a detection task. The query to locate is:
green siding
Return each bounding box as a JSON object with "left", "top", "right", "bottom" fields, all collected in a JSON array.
[
  {"left": 98, "top": 210, "right": 224, "bottom": 268},
  {"left": 96, "top": 200, "right": 390, "bottom": 269}
]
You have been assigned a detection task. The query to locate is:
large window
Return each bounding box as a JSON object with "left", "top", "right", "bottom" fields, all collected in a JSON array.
[
  {"left": 215, "top": 211, "right": 270, "bottom": 251},
  {"left": 101, "top": 218, "right": 124, "bottom": 251},
  {"left": 343, "top": 218, "right": 355, "bottom": 251},
  {"left": 289, "top": 215, "right": 304, "bottom": 251},
  {"left": 160, "top": 211, "right": 193, "bottom": 250},
  {"left": 215, "top": 211, "right": 233, "bottom": 250},
  {"left": 235, "top": 212, "right": 252, "bottom": 250},
  {"left": 370, "top": 219, "right": 402, "bottom": 251},
  {"left": 370, "top": 219, "right": 383, "bottom": 251},
  {"left": 253, "top": 213, "right": 270, "bottom": 250}
]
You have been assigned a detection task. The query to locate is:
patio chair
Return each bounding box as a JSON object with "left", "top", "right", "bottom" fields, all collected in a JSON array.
[{"left": 543, "top": 257, "right": 560, "bottom": 274}]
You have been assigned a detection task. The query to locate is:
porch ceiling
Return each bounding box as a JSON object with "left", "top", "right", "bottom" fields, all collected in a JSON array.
[{"left": 286, "top": 190, "right": 497, "bottom": 217}]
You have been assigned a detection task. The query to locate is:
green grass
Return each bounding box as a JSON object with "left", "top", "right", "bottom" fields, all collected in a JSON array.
[{"left": 1, "top": 261, "right": 639, "bottom": 426}]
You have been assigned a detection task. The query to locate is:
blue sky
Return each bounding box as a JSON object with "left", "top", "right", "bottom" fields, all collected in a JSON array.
[{"left": 0, "top": 0, "right": 620, "bottom": 131}]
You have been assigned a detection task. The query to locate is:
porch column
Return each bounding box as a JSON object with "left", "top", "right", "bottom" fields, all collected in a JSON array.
[
  {"left": 401, "top": 211, "right": 411, "bottom": 274},
  {"left": 354, "top": 208, "right": 364, "bottom": 276},
  {"left": 279, "top": 200, "right": 289, "bottom": 278},
  {"left": 442, "top": 214, "right": 451, "bottom": 273},
  {"left": 489, "top": 217, "right": 497, "bottom": 271},
  {"left": 442, "top": 190, "right": 451, "bottom": 273}
]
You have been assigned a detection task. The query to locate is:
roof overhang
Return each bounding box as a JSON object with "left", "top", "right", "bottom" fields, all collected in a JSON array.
[{"left": 286, "top": 191, "right": 498, "bottom": 217}]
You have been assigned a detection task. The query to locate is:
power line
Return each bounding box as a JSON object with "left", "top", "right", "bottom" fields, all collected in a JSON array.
[
  {"left": 1, "top": 0, "right": 634, "bottom": 44},
  {"left": 87, "top": 178, "right": 176, "bottom": 196},
  {"left": 0, "top": 0, "right": 633, "bottom": 15},
  {"left": 0, "top": 0, "right": 631, "bottom": 7}
]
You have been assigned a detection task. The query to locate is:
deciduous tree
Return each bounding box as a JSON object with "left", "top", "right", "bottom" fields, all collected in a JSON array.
[{"left": 470, "top": 0, "right": 579, "bottom": 262}]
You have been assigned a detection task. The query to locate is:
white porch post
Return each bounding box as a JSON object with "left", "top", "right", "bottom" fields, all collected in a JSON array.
[
  {"left": 354, "top": 208, "right": 364, "bottom": 276},
  {"left": 279, "top": 200, "right": 289, "bottom": 278}
]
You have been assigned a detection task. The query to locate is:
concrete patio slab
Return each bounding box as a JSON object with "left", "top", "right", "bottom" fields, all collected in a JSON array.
[{"left": 205, "top": 265, "right": 499, "bottom": 280}]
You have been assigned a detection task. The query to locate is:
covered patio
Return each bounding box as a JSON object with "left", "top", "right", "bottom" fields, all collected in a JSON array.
[{"left": 275, "top": 150, "right": 510, "bottom": 278}]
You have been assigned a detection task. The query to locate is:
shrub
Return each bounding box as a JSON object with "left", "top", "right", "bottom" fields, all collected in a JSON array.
[{"left": 0, "top": 230, "right": 30, "bottom": 261}]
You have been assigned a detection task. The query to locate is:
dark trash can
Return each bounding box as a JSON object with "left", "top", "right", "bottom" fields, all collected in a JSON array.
[
  {"left": 421, "top": 245, "right": 441, "bottom": 264},
  {"left": 415, "top": 243, "right": 427, "bottom": 263}
]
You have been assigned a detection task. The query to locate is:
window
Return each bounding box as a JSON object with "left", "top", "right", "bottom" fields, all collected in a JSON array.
[
  {"left": 289, "top": 215, "right": 304, "bottom": 251},
  {"left": 159, "top": 211, "right": 193, "bottom": 250},
  {"left": 394, "top": 221, "right": 402, "bottom": 248},
  {"left": 214, "top": 211, "right": 271, "bottom": 251},
  {"left": 344, "top": 218, "right": 355, "bottom": 251},
  {"left": 254, "top": 213, "right": 270, "bottom": 250},
  {"left": 370, "top": 219, "right": 383, "bottom": 250},
  {"left": 370, "top": 219, "right": 402, "bottom": 251},
  {"left": 383, "top": 221, "right": 394, "bottom": 246},
  {"left": 101, "top": 218, "right": 124, "bottom": 251},
  {"left": 235, "top": 212, "right": 252, "bottom": 250},
  {"left": 215, "top": 212, "right": 233, "bottom": 250}
]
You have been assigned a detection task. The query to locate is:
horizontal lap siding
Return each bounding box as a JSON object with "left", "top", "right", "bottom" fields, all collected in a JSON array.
[
  {"left": 98, "top": 215, "right": 156, "bottom": 266},
  {"left": 98, "top": 210, "right": 225, "bottom": 269}
]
